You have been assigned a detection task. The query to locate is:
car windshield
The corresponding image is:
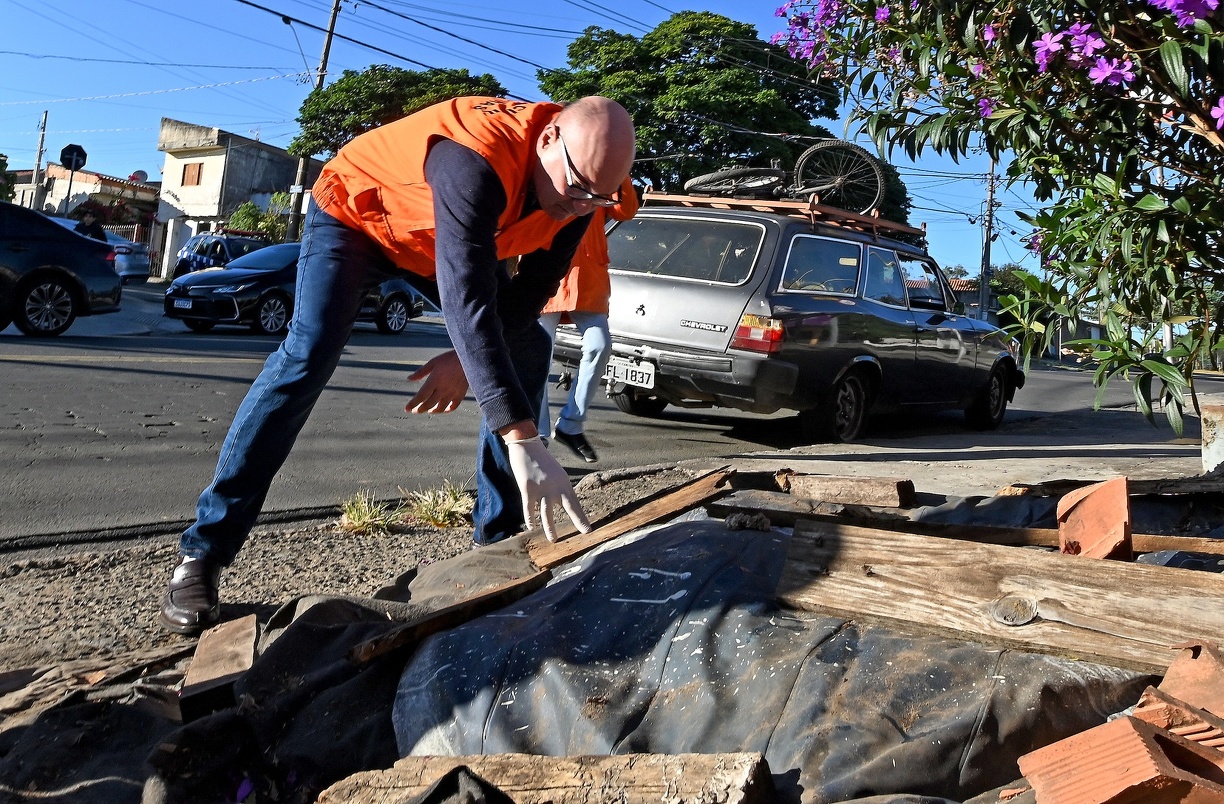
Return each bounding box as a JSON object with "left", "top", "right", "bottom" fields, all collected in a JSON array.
[
  {"left": 608, "top": 217, "right": 763, "bottom": 284},
  {"left": 225, "top": 243, "right": 298, "bottom": 272},
  {"left": 228, "top": 238, "right": 268, "bottom": 258}
]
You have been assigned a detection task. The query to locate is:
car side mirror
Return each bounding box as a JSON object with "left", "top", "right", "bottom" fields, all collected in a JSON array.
[{"left": 953, "top": 300, "right": 966, "bottom": 315}]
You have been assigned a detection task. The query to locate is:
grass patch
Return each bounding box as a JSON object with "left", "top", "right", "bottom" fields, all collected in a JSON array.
[
  {"left": 400, "top": 479, "right": 474, "bottom": 528},
  {"left": 339, "top": 489, "right": 405, "bottom": 535}
]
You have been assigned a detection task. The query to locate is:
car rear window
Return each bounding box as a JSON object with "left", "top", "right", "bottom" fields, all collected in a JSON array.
[
  {"left": 780, "top": 235, "right": 862, "bottom": 295},
  {"left": 608, "top": 217, "right": 763, "bottom": 284}
]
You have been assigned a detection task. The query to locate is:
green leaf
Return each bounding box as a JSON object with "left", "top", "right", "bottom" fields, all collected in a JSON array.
[
  {"left": 1173, "top": 196, "right": 1192, "bottom": 214},
  {"left": 1133, "top": 373, "right": 1154, "bottom": 420},
  {"left": 1133, "top": 194, "right": 1169, "bottom": 212},
  {"left": 1140, "top": 359, "right": 1185, "bottom": 387},
  {"left": 1159, "top": 39, "right": 1190, "bottom": 95},
  {"left": 1093, "top": 174, "right": 1118, "bottom": 195},
  {"left": 1166, "top": 396, "right": 1185, "bottom": 436}
]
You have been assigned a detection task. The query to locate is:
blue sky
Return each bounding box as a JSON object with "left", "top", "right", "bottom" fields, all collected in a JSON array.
[{"left": 0, "top": 0, "right": 1039, "bottom": 274}]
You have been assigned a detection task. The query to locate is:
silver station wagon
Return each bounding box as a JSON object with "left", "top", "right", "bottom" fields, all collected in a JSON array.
[{"left": 551, "top": 195, "right": 1025, "bottom": 442}]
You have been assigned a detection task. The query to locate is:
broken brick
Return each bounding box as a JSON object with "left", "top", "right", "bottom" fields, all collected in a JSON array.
[
  {"left": 1018, "top": 715, "right": 1224, "bottom": 803},
  {"left": 1134, "top": 685, "right": 1224, "bottom": 750},
  {"left": 1159, "top": 641, "right": 1224, "bottom": 720},
  {"left": 1056, "top": 476, "right": 1132, "bottom": 560}
]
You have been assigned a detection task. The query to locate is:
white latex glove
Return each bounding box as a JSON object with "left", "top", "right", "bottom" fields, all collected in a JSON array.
[{"left": 504, "top": 434, "right": 592, "bottom": 542}]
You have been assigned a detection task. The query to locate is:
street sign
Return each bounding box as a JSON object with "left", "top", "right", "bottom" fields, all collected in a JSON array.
[{"left": 60, "top": 144, "right": 87, "bottom": 172}]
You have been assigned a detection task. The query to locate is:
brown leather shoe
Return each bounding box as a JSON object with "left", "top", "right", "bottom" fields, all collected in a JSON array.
[{"left": 160, "top": 558, "right": 222, "bottom": 635}]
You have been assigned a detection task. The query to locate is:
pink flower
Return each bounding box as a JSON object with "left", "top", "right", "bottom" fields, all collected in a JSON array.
[
  {"left": 983, "top": 24, "right": 997, "bottom": 44},
  {"left": 978, "top": 98, "right": 996, "bottom": 117},
  {"left": 875, "top": 6, "right": 891, "bottom": 22},
  {"left": 970, "top": 61, "right": 986, "bottom": 78},
  {"left": 1033, "top": 31, "right": 1065, "bottom": 72},
  {"left": 1211, "top": 97, "right": 1224, "bottom": 130},
  {"left": 1088, "top": 56, "right": 1136, "bottom": 86}
]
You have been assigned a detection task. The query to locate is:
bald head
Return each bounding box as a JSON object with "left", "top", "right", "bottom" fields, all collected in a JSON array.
[
  {"left": 556, "top": 97, "right": 636, "bottom": 181},
  {"left": 534, "top": 96, "right": 636, "bottom": 220}
]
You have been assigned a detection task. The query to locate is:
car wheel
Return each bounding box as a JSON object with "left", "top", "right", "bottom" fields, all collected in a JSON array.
[
  {"left": 376, "top": 295, "right": 411, "bottom": 334},
  {"left": 14, "top": 277, "right": 79, "bottom": 337},
  {"left": 966, "top": 363, "right": 1008, "bottom": 430},
  {"left": 184, "top": 319, "right": 216, "bottom": 333},
  {"left": 611, "top": 389, "right": 669, "bottom": 417},
  {"left": 251, "top": 294, "right": 290, "bottom": 336},
  {"left": 803, "top": 371, "right": 869, "bottom": 443}
]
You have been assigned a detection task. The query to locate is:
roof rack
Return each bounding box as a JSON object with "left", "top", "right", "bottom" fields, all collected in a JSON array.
[{"left": 642, "top": 190, "right": 927, "bottom": 240}]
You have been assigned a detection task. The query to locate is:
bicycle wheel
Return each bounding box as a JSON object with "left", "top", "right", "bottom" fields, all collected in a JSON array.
[
  {"left": 792, "top": 140, "right": 885, "bottom": 214},
  {"left": 683, "top": 167, "right": 785, "bottom": 198}
]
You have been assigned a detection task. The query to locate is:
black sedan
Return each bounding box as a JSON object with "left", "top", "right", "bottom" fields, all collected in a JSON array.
[
  {"left": 1, "top": 201, "right": 121, "bottom": 337},
  {"left": 163, "top": 243, "right": 426, "bottom": 336}
]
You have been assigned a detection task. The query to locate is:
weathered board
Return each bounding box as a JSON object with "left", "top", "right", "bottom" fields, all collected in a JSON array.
[
  {"left": 316, "top": 752, "right": 774, "bottom": 804},
  {"left": 714, "top": 489, "right": 1224, "bottom": 555},
  {"left": 527, "top": 468, "right": 733, "bottom": 569},
  {"left": 778, "top": 520, "right": 1224, "bottom": 673},
  {"left": 780, "top": 472, "right": 917, "bottom": 508}
]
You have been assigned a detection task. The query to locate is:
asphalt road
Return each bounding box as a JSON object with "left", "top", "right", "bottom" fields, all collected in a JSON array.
[{"left": 2, "top": 283, "right": 1218, "bottom": 546}]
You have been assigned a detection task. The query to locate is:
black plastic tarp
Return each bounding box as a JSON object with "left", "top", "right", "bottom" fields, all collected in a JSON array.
[{"left": 392, "top": 517, "right": 1151, "bottom": 803}]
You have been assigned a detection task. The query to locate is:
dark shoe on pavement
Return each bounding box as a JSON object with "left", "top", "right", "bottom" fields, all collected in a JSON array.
[
  {"left": 160, "top": 558, "right": 222, "bottom": 635},
  {"left": 554, "top": 429, "right": 598, "bottom": 463}
]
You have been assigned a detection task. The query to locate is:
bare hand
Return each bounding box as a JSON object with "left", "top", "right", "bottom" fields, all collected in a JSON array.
[{"left": 406, "top": 351, "right": 469, "bottom": 414}]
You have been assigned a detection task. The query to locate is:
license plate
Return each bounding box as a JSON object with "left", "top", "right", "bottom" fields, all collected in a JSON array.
[
  {"left": 173, "top": 299, "right": 192, "bottom": 309},
  {"left": 604, "top": 355, "right": 655, "bottom": 389}
]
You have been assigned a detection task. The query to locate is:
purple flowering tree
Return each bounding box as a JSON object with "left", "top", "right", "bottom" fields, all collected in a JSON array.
[{"left": 776, "top": 0, "right": 1224, "bottom": 429}]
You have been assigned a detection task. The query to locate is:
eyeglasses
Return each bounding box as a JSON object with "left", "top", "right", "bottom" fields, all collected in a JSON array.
[{"left": 555, "top": 129, "right": 620, "bottom": 207}]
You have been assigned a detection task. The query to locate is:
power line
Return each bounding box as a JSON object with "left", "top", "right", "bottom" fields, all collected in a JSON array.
[
  {"left": 371, "top": 0, "right": 586, "bottom": 36},
  {"left": 0, "top": 50, "right": 298, "bottom": 70},
  {"left": 0, "top": 74, "right": 310, "bottom": 105}
]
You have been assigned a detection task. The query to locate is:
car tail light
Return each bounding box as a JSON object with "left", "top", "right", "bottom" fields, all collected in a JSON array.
[
  {"left": 731, "top": 313, "right": 784, "bottom": 353},
  {"left": 105, "top": 250, "right": 117, "bottom": 262}
]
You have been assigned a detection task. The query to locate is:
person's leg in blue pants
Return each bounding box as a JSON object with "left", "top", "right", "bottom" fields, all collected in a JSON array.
[
  {"left": 471, "top": 319, "right": 554, "bottom": 545},
  {"left": 179, "top": 203, "right": 393, "bottom": 565},
  {"left": 536, "top": 312, "right": 562, "bottom": 435},
  {"left": 553, "top": 311, "right": 611, "bottom": 437}
]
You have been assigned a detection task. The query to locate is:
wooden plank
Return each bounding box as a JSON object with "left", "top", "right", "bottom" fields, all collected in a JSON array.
[
  {"left": 642, "top": 191, "right": 926, "bottom": 237},
  {"left": 317, "top": 752, "right": 774, "bottom": 804},
  {"left": 712, "top": 489, "right": 1224, "bottom": 555},
  {"left": 349, "top": 572, "right": 550, "bottom": 664},
  {"left": 180, "top": 614, "right": 258, "bottom": 721},
  {"left": 1000, "top": 476, "right": 1224, "bottom": 498},
  {"left": 527, "top": 468, "right": 734, "bottom": 569},
  {"left": 778, "top": 520, "right": 1224, "bottom": 673},
  {"left": 780, "top": 472, "right": 917, "bottom": 508}
]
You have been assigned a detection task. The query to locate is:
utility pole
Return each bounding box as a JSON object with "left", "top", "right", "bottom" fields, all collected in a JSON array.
[
  {"left": 30, "top": 111, "right": 47, "bottom": 211},
  {"left": 977, "top": 161, "right": 998, "bottom": 321},
  {"left": 285, "top": 0, "right": 343, "bottom": 242}
]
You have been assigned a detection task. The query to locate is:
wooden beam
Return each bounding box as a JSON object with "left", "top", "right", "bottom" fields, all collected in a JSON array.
[
  {"left": 179, "top": 614, "right": 258, "bottom": 722},
  {"left": 349, "top": 572, "right": 550, "bottom": 664},
  {"left": 778, "top": 520, "right": 1224, "bottom": 673},
  {"left": 711, "top": 489, "right": 1224, "bottom": 555},
  {"left": 316, "top": 752, "right": 774, "bottom": 804},
  {"left": 527, "top": 468, "right": 734, "bottom": 569},
  {"left": 778, "top": 472, "right": 917, "bottom": 508}
]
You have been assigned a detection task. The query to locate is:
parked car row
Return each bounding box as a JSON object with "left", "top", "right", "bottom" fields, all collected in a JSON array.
[
  {"left": 162, "top": 242, "right": 426, "bottom": 336},
  {"left": 550, "top": 198, "right": 1025, "bottom": 443},
  {"left": 0, "top": 201, "right": 122, "bottom": 337}
]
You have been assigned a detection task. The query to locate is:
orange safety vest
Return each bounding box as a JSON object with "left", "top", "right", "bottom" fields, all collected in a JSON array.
[
  {"left": 541, "top": 177, "right": 640, "bottom": 316},
  {"left": 312, "top": 97, "right": 568, "bottom": 278}
]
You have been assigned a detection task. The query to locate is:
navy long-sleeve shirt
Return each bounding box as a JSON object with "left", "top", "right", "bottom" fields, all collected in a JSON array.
[{"left": 422, "top": 138, "right": 591, "bottom": 431}]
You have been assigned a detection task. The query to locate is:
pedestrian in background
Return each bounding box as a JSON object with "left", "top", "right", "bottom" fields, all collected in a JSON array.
[
  {"left": 74, "top": 210, "right": 107, "bottom": 242},
  {"left": 538, "top": 177, "right": 639, "bottom": 462}
]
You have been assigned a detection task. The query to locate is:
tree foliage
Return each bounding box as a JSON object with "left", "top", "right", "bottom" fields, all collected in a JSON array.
[
  {"left": 539, "top": 12, "right": 842, "bottom": 192},
  {"left": 776, "top": 0, "right": 1224, "bottom": 430},
  {"left": 227, "top": 192, "right": 292, "bottom": 242},
  {"left": 0, "top": 154, "right": 14, "bottom": 203},
  {"left": 291, "top": 66, "right": 507, "bottom": 158}
]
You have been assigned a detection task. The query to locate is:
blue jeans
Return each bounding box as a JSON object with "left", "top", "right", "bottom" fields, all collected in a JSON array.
[
  {"left": 538, "top": 311, "right": 611, "bottom": 436},
  {"left": 180, "top": 203, "right": 395, "bottom": 565},
  {"left": 471, "top": 319, "right": 554, "bottom": 545}
]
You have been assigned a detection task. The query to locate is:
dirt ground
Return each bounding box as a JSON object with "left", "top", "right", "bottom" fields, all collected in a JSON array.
[{"left": 0, "top": 466, "right": 691, "bottom": 675}]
